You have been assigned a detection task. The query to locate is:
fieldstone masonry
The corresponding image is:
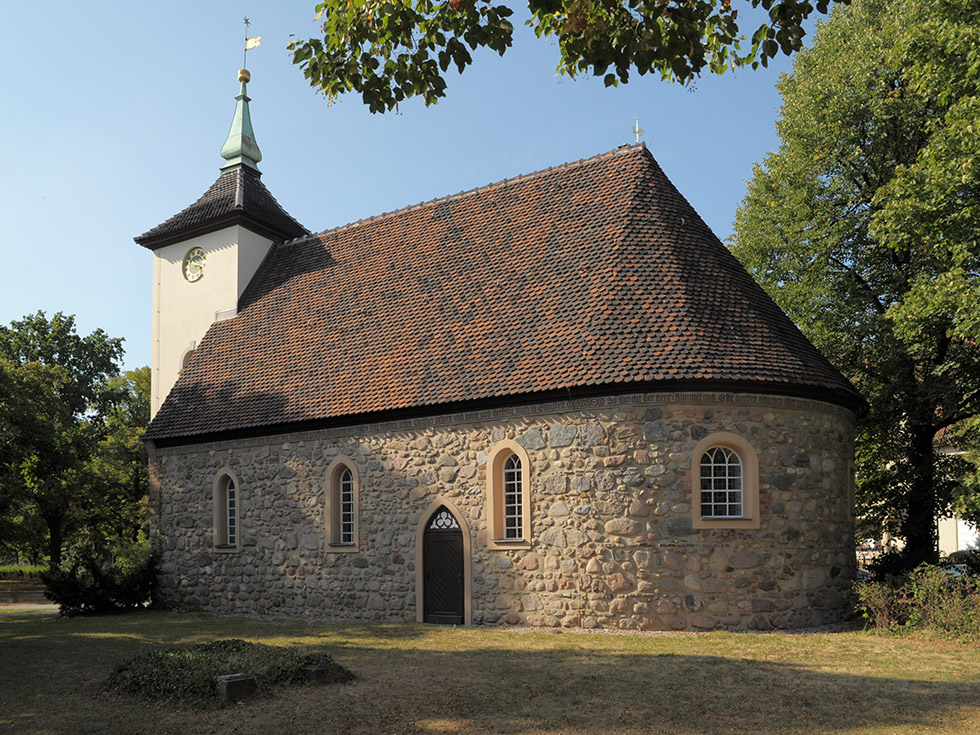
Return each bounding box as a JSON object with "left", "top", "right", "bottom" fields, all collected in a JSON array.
[{"left": 149, "top": 391, "right": 856, "bottom": 631}]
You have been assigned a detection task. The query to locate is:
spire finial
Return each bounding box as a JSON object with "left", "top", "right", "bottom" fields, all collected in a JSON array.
[
  {"left": 632, "top": 117, "right": 645, "bottom": 145},
  {"left": 242, "top": 17, "right": 261, "bottom": 72},
  {"left": 220, "top": 23, "right": 263, "bottom": 172}
]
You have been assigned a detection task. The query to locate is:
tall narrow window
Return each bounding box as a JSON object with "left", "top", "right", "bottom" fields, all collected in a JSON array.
[
  {"left": 486, "top": 440, "right": 532, "bottom": 550},
  {"left": 224, "top": 478, "right": 237, "bottom": 545},
  {"left": 326, "top": 457, "right": 359, "bottom": 551},
  {"left": 339, "top": 467, "right": 354, "bottom": 545},
  {"left": 214, "top": 470, "right": 241, "bottom": 551},
  {"left": 503, "top": 455, "right": 523, "bottom": 539},
  {"left": 700, "top": 446, "right": 743, "bottom": 518}
]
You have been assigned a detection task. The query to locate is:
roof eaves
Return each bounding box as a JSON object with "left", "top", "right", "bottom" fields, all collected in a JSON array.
[
  {"left": 145, "top": 375, "right": 862, "bottom": 447},
  {"left": 135, "top": 208, "right": 309, "bottom": 250}
]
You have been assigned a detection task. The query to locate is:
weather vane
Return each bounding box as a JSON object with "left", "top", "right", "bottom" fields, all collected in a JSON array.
[
  {"left": 632, "top": 117, "right": 645, "bottom": 144},
  {"left": 243, "top": 17, "right": 261, "bottom": 69}
]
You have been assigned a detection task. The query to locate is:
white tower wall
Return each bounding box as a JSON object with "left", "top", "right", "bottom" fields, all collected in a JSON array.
[{"left": 150, "top": 226, "right": 273, "bottom": 416}]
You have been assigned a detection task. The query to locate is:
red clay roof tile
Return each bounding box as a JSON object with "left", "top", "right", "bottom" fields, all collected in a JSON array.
[{"left": 147, "top": 145, "right": 862, "bottom": 443}]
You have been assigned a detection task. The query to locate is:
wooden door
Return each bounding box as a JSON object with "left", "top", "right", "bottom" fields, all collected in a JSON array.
[{"left": 423, "top": 507, "right": 464, "bottom": 625}]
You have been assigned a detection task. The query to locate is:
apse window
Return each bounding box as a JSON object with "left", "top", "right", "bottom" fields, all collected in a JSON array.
[
  {"left": 690, "top": 432, "right": 760, "bottom": 530},
  {"left": 700, "top": 446, "right": 743, "bottom": 518}
]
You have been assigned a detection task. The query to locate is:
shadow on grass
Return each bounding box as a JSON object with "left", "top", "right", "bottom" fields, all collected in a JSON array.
[
  {"left": 341, "top": 646, "right": 980, "bottom": 735},
  {"left": 2, "top": 613, "right": 978, "bottom": 735}
]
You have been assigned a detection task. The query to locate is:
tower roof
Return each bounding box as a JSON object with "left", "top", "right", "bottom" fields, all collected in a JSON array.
[
  {"left": 219, "top": 69, "right": 262, "bottom": 171},
  {"left": 135, "top": 69, "right": 308, "bottom": 250},
  {"left": 146, "top": 145, "right": 863, "bottom": 444}
]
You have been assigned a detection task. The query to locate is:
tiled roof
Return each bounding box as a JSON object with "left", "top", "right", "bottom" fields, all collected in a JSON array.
[
  {"left": 147, "top": 145, "right": 862, "bottom": 443},
  {"left": 135, "top": 165, "right": 309, "bottom": 249}
]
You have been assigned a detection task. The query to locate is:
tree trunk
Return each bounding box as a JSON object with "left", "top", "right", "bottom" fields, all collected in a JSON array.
[
  {"left": 901, "top": 424, "right": 938, "bottom": 567},
  {"left": 45, "top": 513, "right": 63, "bottom": 568}
]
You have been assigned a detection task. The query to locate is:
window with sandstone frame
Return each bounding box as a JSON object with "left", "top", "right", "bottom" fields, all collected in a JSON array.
[
  {"left": 325, "top": 456, "right": 359, "bottom": 551},
  {"left": 700, "top": 446, "right": 743, "bottom": 518},
  {"left": 690, "top": 432, "right": 760, "bottom": 530},
  {"left": 486, "top": 439, "right": 532, "bottom": 550},
  {"left": 213, "top": 469, "right": 241, "bottom": 551}
]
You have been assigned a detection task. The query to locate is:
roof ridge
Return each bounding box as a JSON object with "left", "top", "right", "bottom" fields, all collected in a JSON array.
[
  {"left": 317, "top": 144, "right": 648, "bottom": 238},
  {"left": 234, "top": 167, "right": 245, "bottom": 209}
]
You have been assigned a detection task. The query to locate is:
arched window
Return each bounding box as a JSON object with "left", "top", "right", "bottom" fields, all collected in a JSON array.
[
  {"left": 503, "top": 455, "right": 523, "bottom": 539},
  {"left": 700, "top": 446, "right": 742, "bottom": 518},
  {"left": 486, "top": 440, "right": 532, "bottom": 550},
  {"left": 338, "top": 467, "right": 354, "bottom": 545},
  {"left": 213, "top": 470, "right": 240, "bottom": 550},
  {"left": 326, "top": 457, "right": 358, "bottom": 550},
  {"left": 690, "top": 433, "right": 760, "bottom": 530}
]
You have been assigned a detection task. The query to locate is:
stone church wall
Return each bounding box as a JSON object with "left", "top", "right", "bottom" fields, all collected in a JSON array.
[{"left": 148, "top": 391, "right": 856, "bottom": 631}]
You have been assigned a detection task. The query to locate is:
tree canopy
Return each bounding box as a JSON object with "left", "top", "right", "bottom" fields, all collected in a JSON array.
[
  {"left": 288, "top": 0, "right": 839, "bottom": 112},
  {"left": 731, "top": 0, "right": 980, "bottom": 567},
  {"left": 0, "top": 312, "right": 129, "bottom": 566}
]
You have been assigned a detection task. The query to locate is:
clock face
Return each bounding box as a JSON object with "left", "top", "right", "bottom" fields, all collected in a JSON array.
[{"left": 182, "top": 247, "right": 206, "bottom": 282}]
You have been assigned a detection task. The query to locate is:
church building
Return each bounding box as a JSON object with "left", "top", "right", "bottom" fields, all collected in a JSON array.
[{"left": 138, "top": 68, "right": 863, "bottom": 630}]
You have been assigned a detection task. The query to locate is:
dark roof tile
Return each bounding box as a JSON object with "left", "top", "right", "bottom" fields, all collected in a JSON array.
[{"left": 135, "top": 166, "right": 308, "bottom": 249}]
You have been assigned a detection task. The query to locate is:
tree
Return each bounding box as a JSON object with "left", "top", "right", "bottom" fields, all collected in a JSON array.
[
  {"left": 0, "top": 359, "right": 72, "bottom": 562},
  {"left": 731, "top": 0, "right": 980, "bottom": 568},
  {"left": 288, "top": 0, "right": 839, "bottom": 113},
  {"left": 84, "top": 367, "right": 151, "bottom": 551},
  {"left": 0, "top": 312, "right": 124, "bottom": 566}
]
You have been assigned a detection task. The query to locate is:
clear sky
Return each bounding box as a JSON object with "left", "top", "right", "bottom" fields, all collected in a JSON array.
[{"left": 0, "top": 2, "right": 815, "bottom": 373}]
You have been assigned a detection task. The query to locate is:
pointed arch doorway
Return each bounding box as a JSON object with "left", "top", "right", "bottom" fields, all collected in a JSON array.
[{"left": 416, "top": 500, "right": 471, "bottom": 625}]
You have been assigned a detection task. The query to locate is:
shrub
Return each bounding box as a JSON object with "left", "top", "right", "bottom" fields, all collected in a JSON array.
[
  {"left": 866, "top": 549, "right": 917, "bottom": 580},
  {"left": 946, "top": 549, "right": 980, "bottom": 576},
  {"left": 854, "top": 564, "right": 980, "bottom": 641},
  {"left": 853, "top": 578, "right": 910, "bottom": 631},
  {"left": 105, "top": 639, "right": 354, "bottom": 707},
  {"left": 41, "top": 538, "right": 157, "bottom": 616}
]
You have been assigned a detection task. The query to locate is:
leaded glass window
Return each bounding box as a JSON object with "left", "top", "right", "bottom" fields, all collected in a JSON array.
[
  {"left": 339, "top": 468, "right": 354, "bottom": 544},
  {"left": 503, "top": 454, "right": 523, "bottom": 539},
  {"left": 224, "top": 478, "right": 237, "bottom": 546},
  {"left": 429, "top": 508, "right": 460, "bottom": 530},
  {"left": 700, "top": 447, "right": 742, "bottom": 518}
]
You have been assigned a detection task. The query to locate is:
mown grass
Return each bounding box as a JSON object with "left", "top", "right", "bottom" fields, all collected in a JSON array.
[{"left": 1, "top": 610, "right": 979, "bottom": 734}]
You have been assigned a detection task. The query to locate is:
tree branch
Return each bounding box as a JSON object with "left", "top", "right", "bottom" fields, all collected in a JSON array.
[{"left": 826, "top": 255, "right": 887, "bottom": 315}]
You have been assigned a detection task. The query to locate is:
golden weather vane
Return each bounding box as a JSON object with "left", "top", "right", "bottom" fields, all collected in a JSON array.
[
  {"left": 243, "top": 17, "right": 261, "bottom": 69},
  {"left": 632, "top": 117, "right": 645, "bottom": 144}
]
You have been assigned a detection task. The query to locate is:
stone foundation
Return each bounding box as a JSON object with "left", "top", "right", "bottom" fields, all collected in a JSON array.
[{"left": 149, "top": 391, "right": 856, "bottom": 630}]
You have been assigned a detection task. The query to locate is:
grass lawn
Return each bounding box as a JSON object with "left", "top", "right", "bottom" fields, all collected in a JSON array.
[{"left": 1, "top": 609, "right": 978, "bottom": 735}]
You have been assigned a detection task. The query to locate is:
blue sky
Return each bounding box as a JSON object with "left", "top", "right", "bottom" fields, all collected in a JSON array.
[{"left": 0, "top": 2, "right": 815, "bottom": 372}]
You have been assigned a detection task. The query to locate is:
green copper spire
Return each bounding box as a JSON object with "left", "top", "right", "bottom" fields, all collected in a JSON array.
[{"left": 220, "top": 69, "right": 262, "bottom": 171}]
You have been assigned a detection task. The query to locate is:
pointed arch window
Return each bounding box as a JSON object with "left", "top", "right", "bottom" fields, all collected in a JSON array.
[
  {"left": 326, "top": 457, "right": 359, "bottom": 551},
  {"left": 503, "top": 455, "right": 523, "bottom": 539},
  {"left": 214, "top": 470, "right": 240, "bottom": 551},
  {"left": 486, "top": 440, "right": 532, "bottom": 550},
  {"left": 338, "top": 467, "right": 354, "bottom": 545}
]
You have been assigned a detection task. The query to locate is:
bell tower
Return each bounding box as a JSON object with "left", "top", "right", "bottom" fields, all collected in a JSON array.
[{"left": 135, "top": 68, "right": 308, "bottom": 417}]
